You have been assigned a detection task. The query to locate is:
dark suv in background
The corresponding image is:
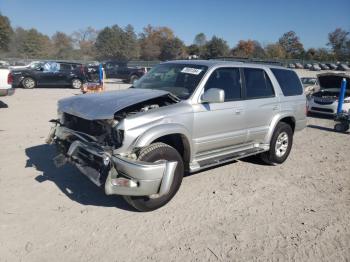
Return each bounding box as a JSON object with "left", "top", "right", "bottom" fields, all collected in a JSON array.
[
  {"left": 11, "top": 61, "right": 86, "bottom": 89},
  {"left": 103, "top": 61, "right": 149, "bottom": 84}
]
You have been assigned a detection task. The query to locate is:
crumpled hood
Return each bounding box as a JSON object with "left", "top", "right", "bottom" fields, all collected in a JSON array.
[{"left": 58, "top": 88, "right": 170, "bottom": 120}]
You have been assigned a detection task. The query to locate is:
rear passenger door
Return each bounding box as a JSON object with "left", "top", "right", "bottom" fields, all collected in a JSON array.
[{"left": 242, "top": 68, "right": 279, "bottom": 143}]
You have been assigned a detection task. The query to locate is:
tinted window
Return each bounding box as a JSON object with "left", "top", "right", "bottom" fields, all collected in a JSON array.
[
  {"left": 271, "top": 68, "right": 303, "bottom": 96},
  {"left": 59, "top": 63, "right": 72, "bottom": 70},
  {"left": 204, "top": 68, "right": 241, "bottom": 101},
  {"left": 244, "top": 68, "right": 274, "bottom": 99}
]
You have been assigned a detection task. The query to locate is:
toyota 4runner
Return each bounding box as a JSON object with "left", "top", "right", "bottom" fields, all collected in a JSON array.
[{"left": 47, "top": 60, "right": 306, "bottom": 211}]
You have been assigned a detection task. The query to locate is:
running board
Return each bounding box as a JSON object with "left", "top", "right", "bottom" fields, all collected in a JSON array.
[{"left": 191, "top": 147, "right": 266, "bottom": 172}]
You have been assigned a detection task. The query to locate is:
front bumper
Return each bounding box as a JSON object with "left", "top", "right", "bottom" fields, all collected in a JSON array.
[
  {"left": 307, "top": 99, "right": 338, "bottom": 115},
  {"left": 47, "top": 125, "right": 177, "bottom": 197},
  {"left": 307, "top": 99, "right": 350, "bottom": 115}
]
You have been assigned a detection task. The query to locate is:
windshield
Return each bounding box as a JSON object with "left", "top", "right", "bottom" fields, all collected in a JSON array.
[{"left": 133, "top": 63, "right": 208, "bottom": 99}]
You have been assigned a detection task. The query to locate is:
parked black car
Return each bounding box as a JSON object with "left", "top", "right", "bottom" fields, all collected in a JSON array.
[
  {"left": 103, "top": 61, "right": 149, "bottom": 84},
  {"left": 11, "top": 61, "right": 86, "bottom": 89}
]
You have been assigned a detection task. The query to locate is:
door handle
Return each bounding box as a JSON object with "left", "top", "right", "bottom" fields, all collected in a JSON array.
[{"left": 272, "top": 105, "right": 279, "bottom": 111}]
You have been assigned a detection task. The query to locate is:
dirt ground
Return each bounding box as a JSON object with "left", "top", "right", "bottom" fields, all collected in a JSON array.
[{"left": 0, "top": 72, "right": 349, "bottom": 262}]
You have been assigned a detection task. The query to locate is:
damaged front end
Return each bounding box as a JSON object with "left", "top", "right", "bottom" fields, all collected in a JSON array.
[{"left": 47, "top": 89, "right": 179, "bottom": 197}]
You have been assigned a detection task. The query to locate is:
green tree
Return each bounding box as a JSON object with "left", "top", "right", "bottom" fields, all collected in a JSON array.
[
  {"left": 278, "top": 31, "right": 304, "bottom": 58},
  {"left": 265, "top": 43, "right": 286, "bottom": 59},
  {"left": 327, "top": 28, "right": 349, "bottom": 60},
  {"left": 95, "top": 24, "right": 138, "bottom": 61},
  {"left": 52, "top": 31, "right": 73, "bottom": 59},
  {"left": 12, "top": 28, "right": 52, "bottom": 58},
  {"left": 159, "top": 37, "right": 186, "bottom": 60},
  {"left": 305, "top": 48, "right": 334, "bottom": 61},
  {"left": 203, "top": 36, "right": 230, "bottom": 59},
  {"left": 194, "top": 33, "right": 207, "bottom": 46},
  {"left": 187, "top": 44, "right": 200, "bottom": 56},
  {"left": 0, "top": 13, "right": 13, "bottom": 52}
]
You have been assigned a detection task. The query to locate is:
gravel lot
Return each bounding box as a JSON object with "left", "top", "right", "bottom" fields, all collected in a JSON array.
[{"left": 0, "top": 72, "right": 349, "bottom": 261}]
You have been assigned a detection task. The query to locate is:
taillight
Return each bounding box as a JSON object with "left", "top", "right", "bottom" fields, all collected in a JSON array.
[{"left": 7, "top": 72, "right": 13, "bottom": 85}]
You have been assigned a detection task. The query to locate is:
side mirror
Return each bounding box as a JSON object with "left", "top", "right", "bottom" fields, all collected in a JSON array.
[{"left": 201, "top": 88, "right": 225, "bottom": 103}]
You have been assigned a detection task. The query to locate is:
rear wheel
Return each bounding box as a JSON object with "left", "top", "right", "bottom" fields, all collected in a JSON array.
[
  {"left": 261, "top": 122, "right": 293, "bottom": 165},
  {"left": 334, "top": 123, "right": 349, "bottom": 132},
  {"left": 123, "top": 142, "right": 184, "bottom": 212},
  {"left": 22, "top": 77, "right": 36, "bottom": 89},
  {"left": 71, "top": 78, "right": 83, "bottom": 89}
]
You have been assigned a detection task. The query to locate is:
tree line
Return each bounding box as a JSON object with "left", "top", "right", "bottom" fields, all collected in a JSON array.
[{"left": 0, "top": 13, "right": 349, "bottom": 62}]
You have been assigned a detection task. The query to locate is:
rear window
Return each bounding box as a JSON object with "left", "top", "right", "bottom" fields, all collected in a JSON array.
[{"left": 271, "top": 68, "right": 303, "bottom": 96}]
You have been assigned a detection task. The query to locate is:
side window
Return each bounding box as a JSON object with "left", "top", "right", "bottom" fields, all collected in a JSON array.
[
  {"left": 204, "top": 67, "right": 241, "bottom": 101},
  {"left": 243, "top": 68, "right": 275, "bottom": 99},
  {"left": 271, "top": 68, "right": 303, "bottom": 96},
  {"left": 59, "top": 63, "right": 72, "bottom": 71},
  {"left": 43, "top": 62, "right": 60, "bottom": 72}
]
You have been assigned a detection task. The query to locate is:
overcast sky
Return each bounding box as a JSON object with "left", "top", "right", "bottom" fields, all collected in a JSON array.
[{"left": 1, "top": 0, "right": 349, "bottom": 49}]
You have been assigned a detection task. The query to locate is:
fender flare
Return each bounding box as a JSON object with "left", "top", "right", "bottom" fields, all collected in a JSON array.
[
  {"left": 133, "top": 123, "right": 193, "bottom": 160},
  {"left": 265, "top": 113, "right": 296, "bottom": 144}
]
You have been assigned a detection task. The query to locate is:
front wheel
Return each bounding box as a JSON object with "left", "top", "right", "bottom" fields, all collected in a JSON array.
[
  {"left": 123, "top": 142, "right": 184, "bottom": 212},
  {"left": 261, "top": 122, "right": 293, "bottom": 165}
]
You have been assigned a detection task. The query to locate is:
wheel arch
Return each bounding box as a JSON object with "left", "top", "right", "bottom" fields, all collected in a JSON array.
[
  {"left": 21, "top": 75, "right": 37, "bottom": 87},
  {"left": 265, "top": 114, "right": 296, "bottom": 144},
  {"left": 132, "top": 124, "right": 193, "bottom": 169}
]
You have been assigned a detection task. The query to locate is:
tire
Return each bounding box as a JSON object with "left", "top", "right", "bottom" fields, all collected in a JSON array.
[
  {"left": 71, "top": 78, "right": 83, "bottom": 89},
  {"left": 334, "top": 123, "right": 349, "bottom": 132},
  {"left": 129, "top": 75, "right": 139, "bottom": 85},
  {"left": 261, "top": 122, "right": 293, "bottom": 165},
  {"left": 22, "top": 77, "right": 36, "bottom": 89},
  {"left": 123, "top": 142, "right": 184, "bottom": 212}
]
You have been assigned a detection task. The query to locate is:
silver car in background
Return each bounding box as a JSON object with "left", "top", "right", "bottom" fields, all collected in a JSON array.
[{"left": 47, "top": 60, "right": 306, "bottom": 211}]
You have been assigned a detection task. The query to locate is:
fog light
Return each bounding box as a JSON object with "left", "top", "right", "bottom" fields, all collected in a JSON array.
[{"left": 111, "top": 178, "right": 137, "bottom": 188}]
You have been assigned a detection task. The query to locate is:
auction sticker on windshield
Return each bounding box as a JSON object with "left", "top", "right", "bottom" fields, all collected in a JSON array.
[{"left": 181, "top": 67, "right": 203, "bottom": 75}]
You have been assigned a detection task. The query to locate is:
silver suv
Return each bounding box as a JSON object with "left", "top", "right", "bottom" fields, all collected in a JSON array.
[{"left": 47, "top": 60, "right": 306, "bottom": 211}]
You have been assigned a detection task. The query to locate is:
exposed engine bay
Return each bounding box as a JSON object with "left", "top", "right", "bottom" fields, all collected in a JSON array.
[
  {"left": 312, "top": 89, "right": 350, "bottom": 100},
  {"left": 58, "top": 95, "right": 177, "bottom": 151}
]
